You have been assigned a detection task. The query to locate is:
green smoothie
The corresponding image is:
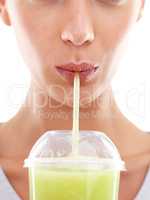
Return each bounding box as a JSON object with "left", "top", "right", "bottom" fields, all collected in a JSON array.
[{"left": 29, "top": 166, "right": 120, "bottom": 200}]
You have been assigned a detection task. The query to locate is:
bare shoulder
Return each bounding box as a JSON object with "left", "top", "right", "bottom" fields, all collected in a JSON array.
[
  {"left": 0, "top": 122, "right": 7, "bottom": 138},
  {"left": 146, "top": 132, "right": 150, "bottom": 165},
  {"left": 140, "top": 130, "right": 150, "bottom": 155},
  {"left": 0, "top": 122, "right": 4, "bottom": 142},
  {"left": 0, "top": 122, "right": 10, "bottom": 155},
  {"left": 0, "top": 121, "right": 11, "bottom": 135},
  {"left": 143, "top": 131, "right": 150, "bottom": 146},
  {"left": 144, "top": 131, "right": 150, "bottom": 167},
  {"left": 0, "top": 122, "right": 7, "bottom": 165}
]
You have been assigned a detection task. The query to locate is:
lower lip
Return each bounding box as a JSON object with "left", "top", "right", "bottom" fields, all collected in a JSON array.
[{"left": 55, "top": 67, "right": 99, "bottom": 82}]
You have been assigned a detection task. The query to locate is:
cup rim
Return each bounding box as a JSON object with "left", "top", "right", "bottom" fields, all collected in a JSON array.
[{"left": 24, "top": 157, "right": 126, "bottom": 171}]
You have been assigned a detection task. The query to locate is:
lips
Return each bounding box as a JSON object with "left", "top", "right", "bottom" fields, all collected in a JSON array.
[
  {"left": 55, "top": 62, "right": 99, "bottom": 82},
  {"left": 56, "top": 63, "right": 99, "bottom": 72}
]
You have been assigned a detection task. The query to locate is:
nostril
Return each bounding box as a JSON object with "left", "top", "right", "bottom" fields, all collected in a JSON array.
[{"left": 61, "top": 31, "right": 95, "bottom": 46}]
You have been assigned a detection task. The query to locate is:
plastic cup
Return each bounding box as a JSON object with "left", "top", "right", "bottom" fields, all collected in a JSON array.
[{"left": 24, "top": 130, "right": 126, "bottom": 200}]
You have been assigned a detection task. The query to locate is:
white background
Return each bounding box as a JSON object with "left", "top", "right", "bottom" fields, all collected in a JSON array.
[{"left": 0, "top": 2, "right": 150, "bottom": 132}]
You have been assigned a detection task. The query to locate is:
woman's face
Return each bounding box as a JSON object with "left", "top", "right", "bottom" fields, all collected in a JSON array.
[{"left": 2, "top": 0, "right": 142, "bottom": 108}]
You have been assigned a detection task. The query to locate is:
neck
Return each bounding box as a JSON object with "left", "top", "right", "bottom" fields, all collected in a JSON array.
[
  {"left": 21, "top": 82, "right": 118, "bottom": 134},
  {"left": 3, "top": 81, "right": 145, "bottom": 159}
]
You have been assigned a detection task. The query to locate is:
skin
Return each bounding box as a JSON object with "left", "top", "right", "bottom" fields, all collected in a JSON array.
[{"left": 0, "top": 0, "right": 149, "bottom": 200}]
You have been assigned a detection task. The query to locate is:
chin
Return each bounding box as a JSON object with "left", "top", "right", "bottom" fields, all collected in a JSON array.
[{"left": 47, "top": 86, "right": 102, "bottom": 110}]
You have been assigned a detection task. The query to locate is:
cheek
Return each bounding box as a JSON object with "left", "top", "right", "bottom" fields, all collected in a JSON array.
[
  {"left": 98, "top": 17, "right": 134, "bottom": 53},
  {"left": 94, "top": 6, "right": 140, "bottom": 85},
  {"left": 7, "top": 2, "right": 55, "bottom": 56},
  {"left": 98, "top": 19, "right": 130, "bottom": 83},
  {"left": 95, "top": 1, "right": 140, "bottom": 51},
  {"left": 93, "top": 5, "right": 140, "bottom": 87},
  {"left": 7, "top": 3, "right": 58, "bottom": 86}
]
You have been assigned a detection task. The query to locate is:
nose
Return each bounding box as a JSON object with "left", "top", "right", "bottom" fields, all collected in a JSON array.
[
  {"left": 61, "top": 6, "right": 95, "bottom": 47},
  {"left": 61, "top": 30, "right": 94, "bottom": 47}
]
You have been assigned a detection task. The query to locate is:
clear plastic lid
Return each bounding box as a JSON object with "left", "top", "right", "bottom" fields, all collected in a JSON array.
[{"left": 24, "top": 130, "right": 126, "bottom": 171}]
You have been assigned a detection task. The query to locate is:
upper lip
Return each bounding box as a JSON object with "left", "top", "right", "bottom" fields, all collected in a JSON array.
[{"left": 55, "top": 62, "right": 99, "bottom": 72}]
